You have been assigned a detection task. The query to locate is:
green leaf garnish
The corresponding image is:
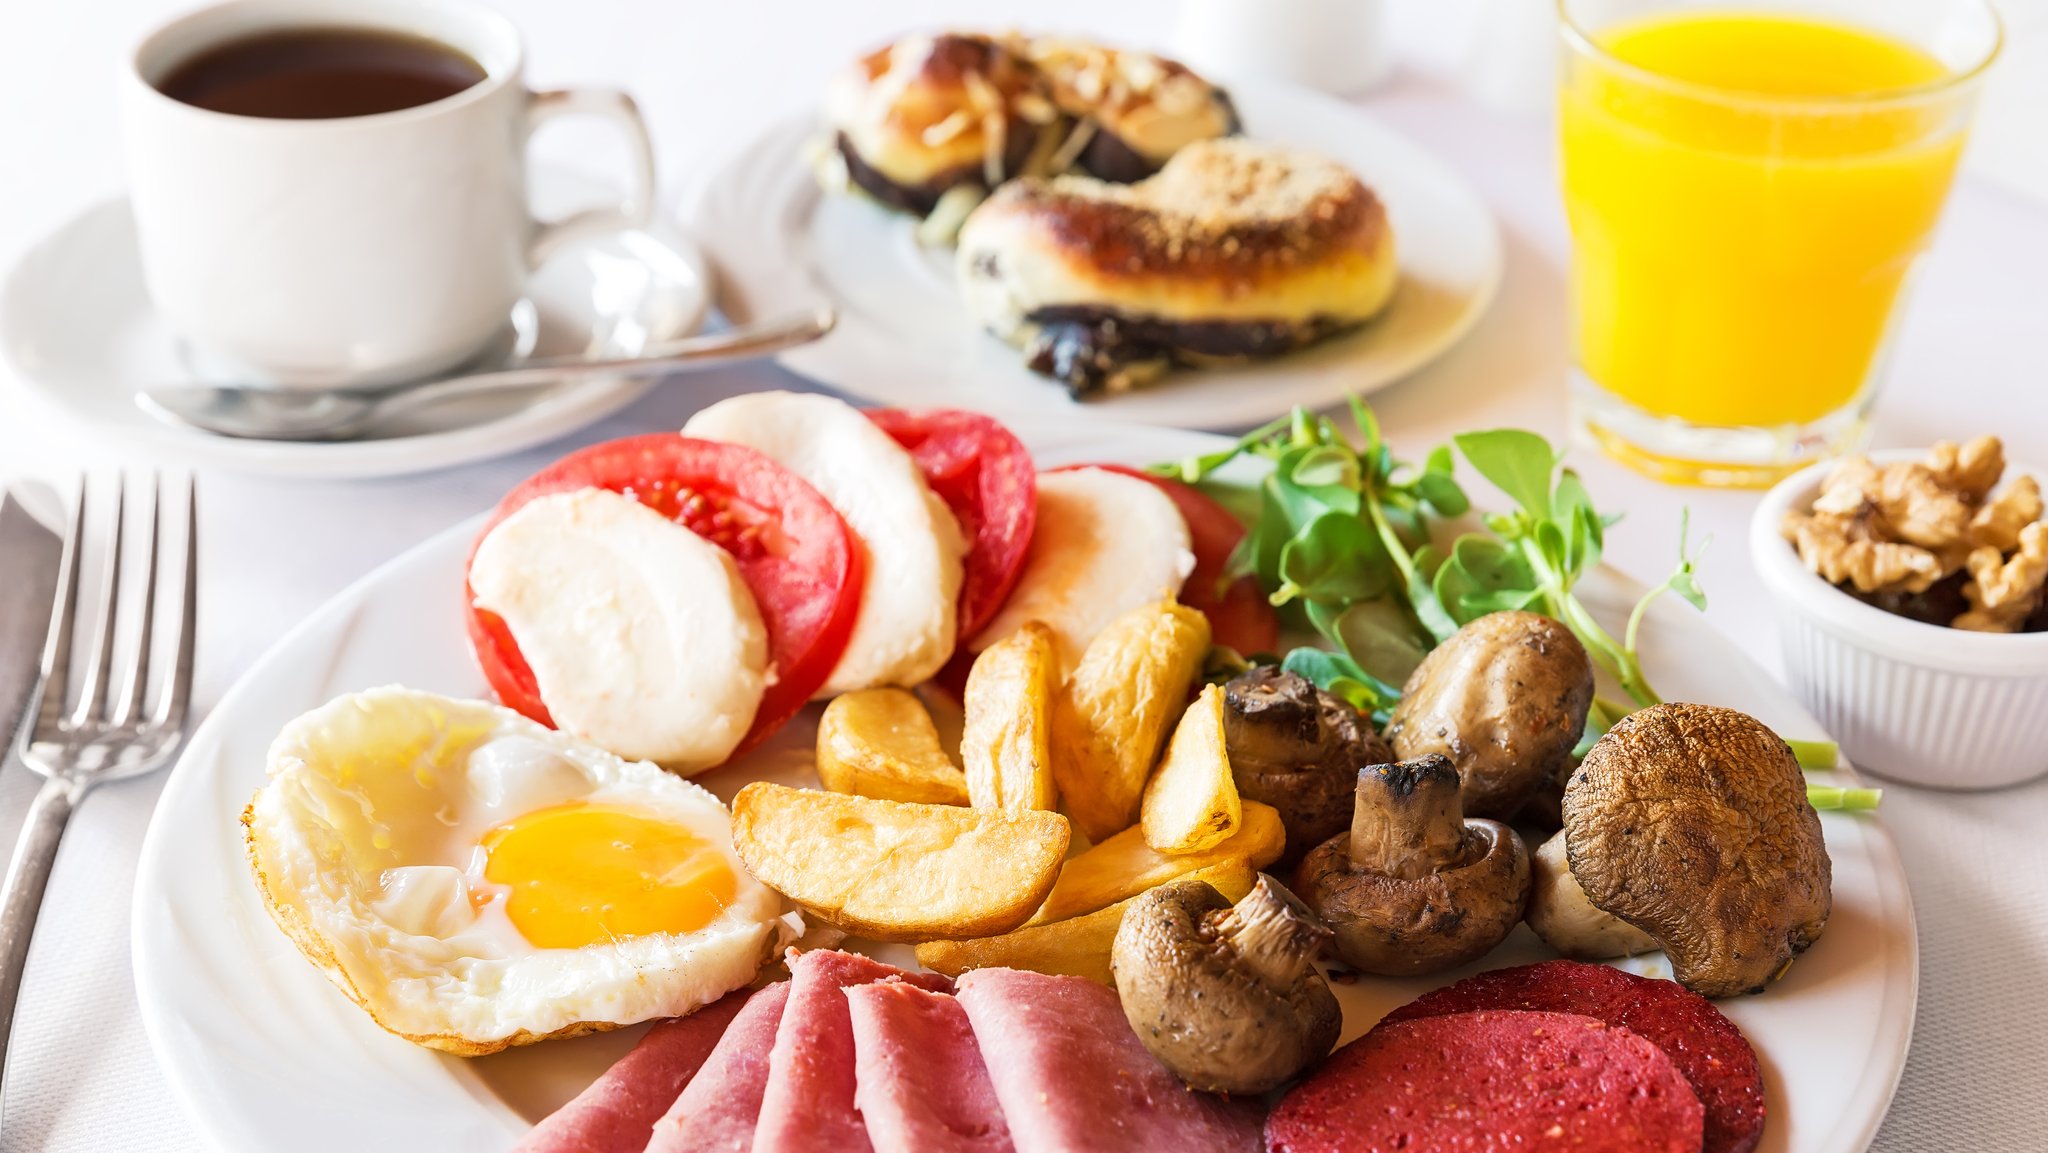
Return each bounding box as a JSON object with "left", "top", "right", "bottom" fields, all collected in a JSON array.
[{"left": 1453, "top": 429, "right": 1558, "bottom": 516}]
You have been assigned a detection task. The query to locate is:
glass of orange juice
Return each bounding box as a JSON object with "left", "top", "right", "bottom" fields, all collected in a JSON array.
[{"left": 1559, "top": 0, "right": 2001, "bottom": 487}]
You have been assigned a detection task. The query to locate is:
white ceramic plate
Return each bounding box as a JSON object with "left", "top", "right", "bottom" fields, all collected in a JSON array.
[
  {"left": 134, "top": 423, "right": 1913, "bottom": 1153},
  {"left": 0, "top": 170, "right": 710, "bottom": 481},
  {"left": 694, "top": 80, "right": 1501, "bottom": 430}
]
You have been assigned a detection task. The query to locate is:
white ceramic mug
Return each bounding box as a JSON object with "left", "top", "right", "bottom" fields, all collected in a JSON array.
[{"left": 121, "top": 0, "right": 656, "bottom": 388}]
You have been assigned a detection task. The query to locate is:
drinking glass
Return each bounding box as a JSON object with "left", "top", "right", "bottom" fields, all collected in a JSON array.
[{"left": 1558, "top": 0, "right": 2001, "bottom": 487}]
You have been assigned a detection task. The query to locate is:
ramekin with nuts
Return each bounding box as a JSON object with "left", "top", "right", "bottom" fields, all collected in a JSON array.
[{"left": 1753, "top": 442, "right": 2048, "bottom": 789}]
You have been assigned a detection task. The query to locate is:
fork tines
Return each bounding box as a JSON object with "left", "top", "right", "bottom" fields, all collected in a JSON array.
[{"left": 24, "top": 474, "right": 196, "bottom": 767}]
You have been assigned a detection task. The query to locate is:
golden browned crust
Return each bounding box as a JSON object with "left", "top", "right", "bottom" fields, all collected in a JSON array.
[
  {"left": 982, "top": 142, "right": 1388, "bottom": 288},
  {"left": 827, "top": 32, "right": 1235, "bottom": 208},
  {"left": 242, "top": 800, "right": 632, "bottom": 1056},
  {"left": 850, "top": 33, "right": 1051, "bottom": 134}
]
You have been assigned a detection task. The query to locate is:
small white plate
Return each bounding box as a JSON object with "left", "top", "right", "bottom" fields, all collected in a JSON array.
[
  {"left": 0, "top": 170, "right": 710, "bottom": 480},
  {"left": 694, "top": 79, "right": 1501, "bottom": 430},
  {"left": 134, "top": 421, "right": 1913, "bottom": 1153}
]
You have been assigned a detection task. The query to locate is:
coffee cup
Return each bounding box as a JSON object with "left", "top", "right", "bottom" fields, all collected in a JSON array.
[{"left": 121, "top": 0, "right": 656, "bottom": 388}]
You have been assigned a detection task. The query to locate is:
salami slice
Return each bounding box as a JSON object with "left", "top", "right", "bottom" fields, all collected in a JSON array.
[
  {"left": 1267, "top": 1010, "right": 1704, "bottom": 1153},
  {"left": 1382, "top": 961, "right": 1765, "bottom": 1153}
]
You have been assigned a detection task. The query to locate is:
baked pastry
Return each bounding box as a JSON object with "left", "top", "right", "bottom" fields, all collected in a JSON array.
[
  {"left": 823, "top": 33, "right": 1056, "bottom": 218},
  {"left": 820, "top": 33, "right": 1236, "bottom": 221},
  {"left": 955, "top": 138, "right": 1398, "bottom": 395},
  {"left": 1014, "top": 37, "right": 1239, "bottom": 183}
]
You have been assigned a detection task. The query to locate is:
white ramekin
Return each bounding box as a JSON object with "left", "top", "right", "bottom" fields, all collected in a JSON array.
[{"left": 1751, "top": 450, "right": 2048, "bottom": 790}]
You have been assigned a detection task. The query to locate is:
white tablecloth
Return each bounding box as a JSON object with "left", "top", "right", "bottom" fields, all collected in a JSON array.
[{"left": 2, "top": 2, "right": 2044, "bottom": 1149}]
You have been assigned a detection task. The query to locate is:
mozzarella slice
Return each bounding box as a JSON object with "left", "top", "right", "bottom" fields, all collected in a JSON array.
[
  {"left": 468, "top": 488, "right": 768, "bottom": 771},
  {"left": 684, "top": 391, "right": 966, "bottom": 694},
  {"left": 973, "top": 467, "right": 1195, "bottom": 669}
]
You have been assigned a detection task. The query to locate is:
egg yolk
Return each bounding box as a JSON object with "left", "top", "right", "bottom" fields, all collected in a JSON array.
[{"left": 482, "top": 802, "right": 736, "bottom": 949}]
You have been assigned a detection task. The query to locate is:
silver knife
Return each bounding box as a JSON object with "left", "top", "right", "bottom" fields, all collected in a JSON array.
[{"left": 0, "top": 485, "right": 63, "bottom": 764}]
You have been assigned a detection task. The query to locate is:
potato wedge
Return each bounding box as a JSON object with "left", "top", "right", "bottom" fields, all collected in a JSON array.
[
  {"left": 1027, "top": 799, "right": 1285, "bottom": 926},
  {"left": 816, "top": 688, "right": 969, "bottom": 806},
  {"left": 916, "top": 859, "right": 1257, "bottom": 984},
  {"left": 1141, "top": 684, "right": 1241, "bottom": 854},
  {"left": 730, "top": 782, "right": 1068, "bottom": 942},
  {"left": 962, "top": 622, "right": 1059, "bottom": 812},
  {"left": 1051, "top": 601, "right": 1210, "bottom": 842}
]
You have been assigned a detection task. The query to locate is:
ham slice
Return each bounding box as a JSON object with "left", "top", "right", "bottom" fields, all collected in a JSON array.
[
  {"left": 847, "top": 982, "right": 1015, "bottom": 1153},
  {"left": 955, "top": 968, "right": 1263, "bottom": 1153},
  {"left": 751, "top": 949, "right": 954, "bottom": 1153},
  {"left": 643, "top": 981, "right": 791, "bottom": 1153},
  {"left": 513, "top": 988, "right": 752, "bottom": 1153}
]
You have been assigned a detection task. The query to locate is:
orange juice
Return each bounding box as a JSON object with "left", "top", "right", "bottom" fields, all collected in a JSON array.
[{"left": 1561, "top": 12, "right": 1965, "bottom": 430}]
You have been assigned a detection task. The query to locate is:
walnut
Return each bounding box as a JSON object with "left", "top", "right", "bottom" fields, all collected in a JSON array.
[
  {"left": 1811, "top": 456, "right": 1881, "bottom": 516},
  {"left": 1783, "top": 510, "right": 1944, "bottom": 594},
  {"left": 1971, "top": 475, "right": 2043, "bottom": 553},
  {"left": 1955, "top": 523, "right": 2048, "bottom": 633},
  {"left": 1929, "top": 436, "right": 2005, "bottom": 502},
  {"left": 1877, "top": 462, "right": 1974, "bottom": 550}
]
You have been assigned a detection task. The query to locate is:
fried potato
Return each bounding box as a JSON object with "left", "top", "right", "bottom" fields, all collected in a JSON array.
[
  {"left": 962, "top": 622, "right": 1059, "bottom": 813},
  {"left": 816, "top": 688, "right": 969, "bottom": 806},
  {"left": 1027, "top": 799, "right": 1284, "bottom": 926},
  {"left": 1141, "top": 684, "right": 1241, "bottom": 854},
  {"left": 916, "top": 859, "right": 1257, "bottom": 984},
  {"left": 1051, "top": 601, "right": 1211, "bottom": 842},
  {"left": 730, "top": 783, "right": 1069, "bottom": 942}
]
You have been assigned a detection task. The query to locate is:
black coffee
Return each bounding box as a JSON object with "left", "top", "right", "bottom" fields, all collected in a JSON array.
[{"left": 156, "top": 27, "right": 486, "bottom": 119}]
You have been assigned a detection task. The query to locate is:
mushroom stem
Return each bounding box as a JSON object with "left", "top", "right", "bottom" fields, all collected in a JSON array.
[
  {"left": 1349, "top": 756, "right": 1469, "bottom": 879},
  {"left": 1207, "top": 874, "right": 1332, "bottom": 990}
]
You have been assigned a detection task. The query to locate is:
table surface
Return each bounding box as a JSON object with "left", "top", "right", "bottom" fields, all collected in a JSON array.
[{"left": 2, "top": 2, "right": 2045, "bottom": 1150}]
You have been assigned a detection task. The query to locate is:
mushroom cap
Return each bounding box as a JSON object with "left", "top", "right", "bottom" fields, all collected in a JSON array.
[
  {"left": 1223, "top": 668, "right": 1393, "bottom": 865},
  {"left": 1564, "top": 703, "right": 1832, "bottom": 998},
  {"left": 1386, "top": 611, "right": 1595, "bottom": 820},
  {"left": 1110, "top": 877, "right": 1340, "bottom": 1094},
  {"left": 1294, "top": 818, "right": 1530, "bottom": 977}
]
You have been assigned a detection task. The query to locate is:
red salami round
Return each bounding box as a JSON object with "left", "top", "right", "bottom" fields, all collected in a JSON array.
[
  {"left": 1267, "top": 1010, "right": 1704, "bottom": 1153},
  {"left": 866, "top": 408, "right": 1036, "bottom": 641},
  {"left": 1060, "top": 464, "right": 1279, "bottom": 656},
  {"left": 1381, "top": 961, "right": 1765, "bottom": 1153}
]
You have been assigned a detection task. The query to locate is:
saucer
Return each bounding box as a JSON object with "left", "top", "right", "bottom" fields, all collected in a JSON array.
[{"left": 0, "top": 169, "right": 710, "bottom": 480}]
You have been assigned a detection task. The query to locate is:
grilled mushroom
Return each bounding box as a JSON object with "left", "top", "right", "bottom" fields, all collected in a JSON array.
[
  {"left": 1385, "top": 611, "right": 1594, "bottom": 820},
  {"left": 1111, "top": 874, "right": 1340, "bottom": 1094},
  {"left": 1564, "top": 703, "right": 1832, "bottom": 997},
  {"left": 1294, "top": 755, "right": 1530, "bottom": 976},
  {"left": 1222, "top": 667, "right": 1393, "bottom": 865}
]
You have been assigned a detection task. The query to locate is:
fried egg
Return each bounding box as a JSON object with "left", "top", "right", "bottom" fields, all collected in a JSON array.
[{"left": 243, "top": 687, "right": 798, "bottom": 1055}]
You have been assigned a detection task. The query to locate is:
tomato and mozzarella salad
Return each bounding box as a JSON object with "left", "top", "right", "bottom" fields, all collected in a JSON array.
[{"left": 464, "top": 391, "right": 1276, "bottom": 772}]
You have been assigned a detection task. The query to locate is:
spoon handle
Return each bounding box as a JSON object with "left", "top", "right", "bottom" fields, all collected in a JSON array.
[{"left": 378, "top": 308, "right": 835, "bottom": 418}]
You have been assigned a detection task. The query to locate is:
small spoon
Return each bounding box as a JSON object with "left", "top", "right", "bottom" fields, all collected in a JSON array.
[{"left": 138, "top": 309, "right": 835, "bottom": 442}]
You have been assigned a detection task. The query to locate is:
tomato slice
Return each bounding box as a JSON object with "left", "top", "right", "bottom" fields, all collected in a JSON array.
[
  {"left": 464, "top": 434, "right": 864, "bottom": 757},
  {"left": 866, "top": 408, "right": 1037, "bottom": 640},
  {"left": 1070, "top": 464, "right": 1280, "bottom": 657}
]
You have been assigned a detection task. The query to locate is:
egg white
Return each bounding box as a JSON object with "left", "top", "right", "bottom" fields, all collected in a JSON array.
[{"left": 243, "top": 686, "right": 798, "bottom": 1055}]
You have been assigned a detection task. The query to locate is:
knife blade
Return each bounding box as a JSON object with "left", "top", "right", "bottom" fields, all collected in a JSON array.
[{"left": 0, "top": 484, "right": 63, "bottom": 763}]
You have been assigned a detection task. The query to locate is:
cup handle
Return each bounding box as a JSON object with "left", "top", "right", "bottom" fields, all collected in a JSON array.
[{"left": 523, "top": 87, "right": 657, "bottom": 267}]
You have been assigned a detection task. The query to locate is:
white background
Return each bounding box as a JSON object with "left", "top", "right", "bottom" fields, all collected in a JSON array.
[{"left": 1, "top": 1, "right": 2045, "bottom": 1150}]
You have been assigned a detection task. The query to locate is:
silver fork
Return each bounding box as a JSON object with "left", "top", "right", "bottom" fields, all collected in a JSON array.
[{"left": 0, "top": 476, "right": 196, "bottom": 1094}]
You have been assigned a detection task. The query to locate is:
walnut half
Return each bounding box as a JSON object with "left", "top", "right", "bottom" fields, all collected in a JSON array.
[{"left": 1955, "top": 523, "right": 2048, "bottom": 633}]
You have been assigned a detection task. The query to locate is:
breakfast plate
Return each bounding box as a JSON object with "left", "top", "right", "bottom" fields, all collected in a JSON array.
[
  {"left": 0, "top": 169, "right": 710, "bottom": 481},
  {"left": 692, "top": 79, "right": 1501, "bottom": 431},
  {"left": 133, "top": 421, "right": 1912, "bottom": 1153}
]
